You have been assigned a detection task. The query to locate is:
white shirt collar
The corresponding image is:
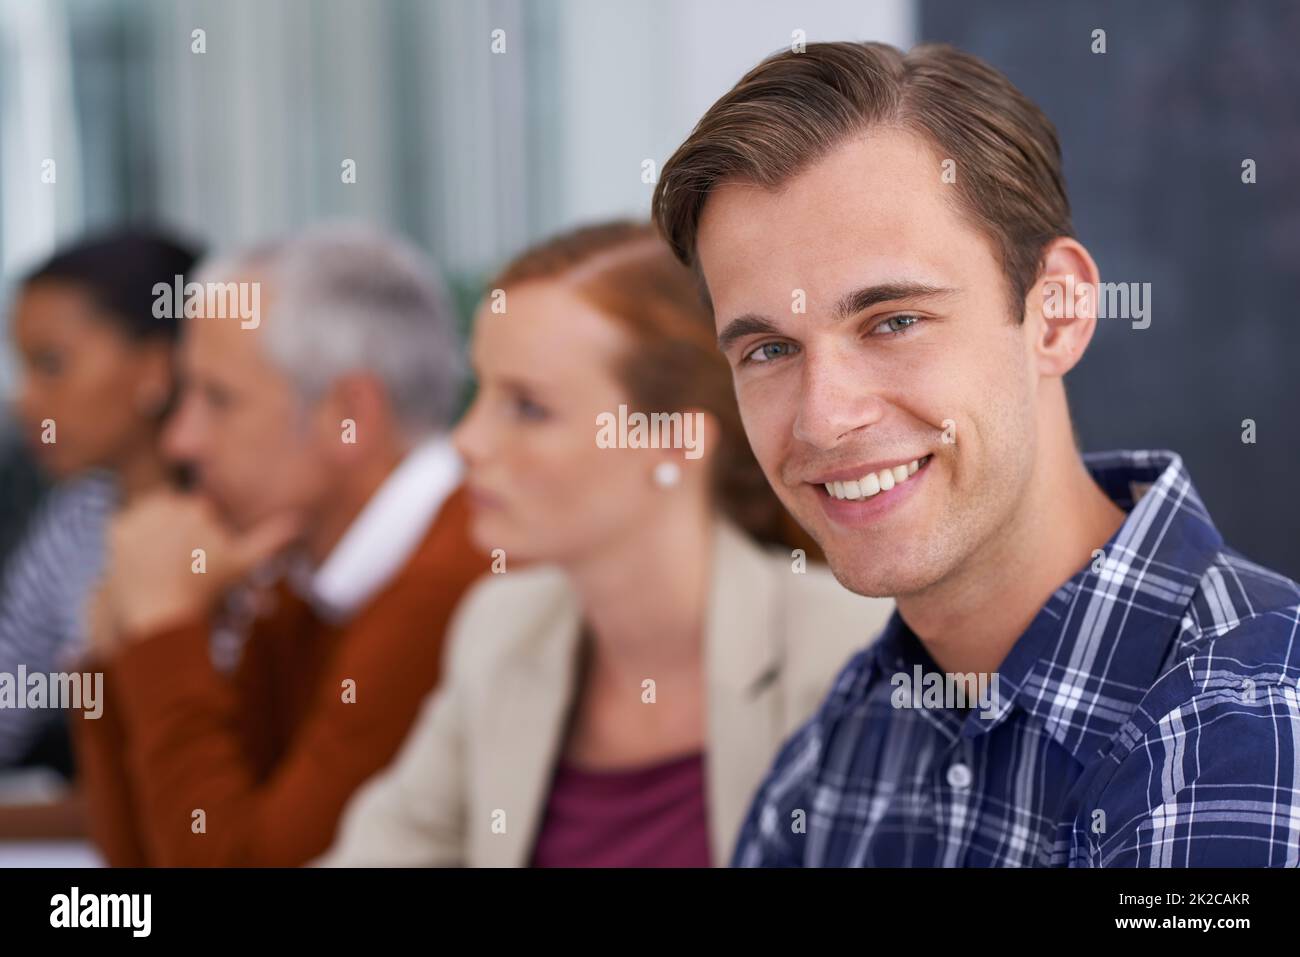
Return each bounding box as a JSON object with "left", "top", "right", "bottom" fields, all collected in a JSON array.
[{"left": 296, "top": 434, "right": 463, "bottom": 622}]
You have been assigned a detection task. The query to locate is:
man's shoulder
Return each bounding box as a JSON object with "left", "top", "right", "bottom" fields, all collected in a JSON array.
[
  {"left": 762, "top": 641, "right": 881, "bottom": 770},
  {"left": 1177, "top": 547, "right": 1300, "bottom": 650},
  {"left": 730, "top": 643, "right": 884, "bottom": 866},
  {"left": 1165, "top": 547, "right": 1300, "bottom": 676},
  {"left": 1116, "top": 548, "right": 1300, "bottom": 760},
  {"left": 1082, "top": 553, "right": 1300, "bottom": 865},
  {"left": 403, "top": 484, "right": 493, "bottom": 583}
]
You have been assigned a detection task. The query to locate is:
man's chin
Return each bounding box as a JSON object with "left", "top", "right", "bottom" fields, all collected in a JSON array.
[
  {"left": 819, "top": 544, "right": 943, "bottom": 600},
  {"left": 207, "top": 496, "right": 265, "bottom": 537}
]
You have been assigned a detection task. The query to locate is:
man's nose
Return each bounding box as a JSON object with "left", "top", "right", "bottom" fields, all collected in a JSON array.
[
  {"left": 161, "top": 392, "right": 204, "bottom": 465},
  {"left": 791, "top": 351, "right": 888, "bottom": 450}
]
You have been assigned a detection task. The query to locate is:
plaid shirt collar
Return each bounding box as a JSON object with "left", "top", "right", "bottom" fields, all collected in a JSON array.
[{"left": 864, "top": 449, "right": 1225, "bottom": 762}]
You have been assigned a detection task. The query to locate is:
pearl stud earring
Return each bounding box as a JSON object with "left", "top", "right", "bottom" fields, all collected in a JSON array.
[{"left": 653, "top": 461, "right": 681, "bottom": 488}]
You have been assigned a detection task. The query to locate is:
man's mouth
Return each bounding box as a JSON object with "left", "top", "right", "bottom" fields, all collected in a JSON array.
[{"left": 816, "top": 454, "right": 933, "bottom": 501}]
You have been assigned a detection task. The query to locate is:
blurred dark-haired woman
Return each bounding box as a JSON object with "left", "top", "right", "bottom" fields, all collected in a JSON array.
[{"left": 0, "top": 228, "right": 200, "bottom": 774}]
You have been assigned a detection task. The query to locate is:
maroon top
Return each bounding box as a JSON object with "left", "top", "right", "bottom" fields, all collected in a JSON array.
[{"left": 529, "top": 750, "right": 712, "bottom": 867}]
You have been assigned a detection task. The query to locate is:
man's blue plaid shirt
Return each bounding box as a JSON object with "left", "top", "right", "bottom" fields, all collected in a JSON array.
[{"left": 732, "top": 449, "right": 1300, "bottom": 867}]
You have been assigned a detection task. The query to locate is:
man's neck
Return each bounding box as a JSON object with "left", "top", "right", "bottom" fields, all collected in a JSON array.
[
  {"left": 303, "top": 444, "right": 407, "bottom": 566},
  {"left": 898, "top": 448, "right": 1127, "bottom": 678}
]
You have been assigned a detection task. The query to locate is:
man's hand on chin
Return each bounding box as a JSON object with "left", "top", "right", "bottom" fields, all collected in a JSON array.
[{"left": 102, "top": 492, "right": 302, "bottom": 648}]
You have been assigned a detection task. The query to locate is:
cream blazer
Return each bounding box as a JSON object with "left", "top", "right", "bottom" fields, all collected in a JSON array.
[{"left": 317, "top": 519, "right": 893, "bottom": 867}]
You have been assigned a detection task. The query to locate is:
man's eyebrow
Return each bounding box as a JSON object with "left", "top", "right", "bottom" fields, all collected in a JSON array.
[
  {"left": 717, "top": 281, "right": 958, "bottom": 352},
  {"left": 833, "top": 282, "right": 958, "bottom": 321},
  {"left": 717, "top": 314, "right": 781, "bottom": 352}
]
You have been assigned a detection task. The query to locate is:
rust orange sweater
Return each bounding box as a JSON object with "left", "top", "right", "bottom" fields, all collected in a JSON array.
[{"left": 74, "top": 486, "right": 489, "bottom": 866}]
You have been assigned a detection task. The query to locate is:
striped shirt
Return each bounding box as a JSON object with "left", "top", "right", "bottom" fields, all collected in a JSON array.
[
  {"left": 0, "top": 471, "right": 117, "bottom": 766},
  {"left": 732, "top": 449, "right": 1300, "bottom": 867}
]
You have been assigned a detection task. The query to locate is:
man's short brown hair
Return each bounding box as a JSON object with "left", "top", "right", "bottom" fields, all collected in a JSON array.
[{"left": 652, "top": 41, "right": 1075, "bottom": 319}]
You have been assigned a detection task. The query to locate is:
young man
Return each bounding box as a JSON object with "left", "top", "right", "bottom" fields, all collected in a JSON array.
[
  {"left": 653, "top": 41, "right": 1300, "bottom": 866},
  {"left": 78, "top": 225, "right": 490, "bottom": 865}
]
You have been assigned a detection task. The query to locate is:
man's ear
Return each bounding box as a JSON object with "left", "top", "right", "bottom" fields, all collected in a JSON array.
[
  {"left": 1027, "top": 237, "right": 1102, "bottom": 378},
  {"left": 314, "top": 372, "right": 392, "bottom": 460}
]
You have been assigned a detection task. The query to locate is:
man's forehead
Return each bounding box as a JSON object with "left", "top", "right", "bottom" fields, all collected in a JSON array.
[
  {"left": 696, "top": 129, "right": 982, "bottom": 315},
  {"left": 700, "top": 130, "right": 948, "bottom": 252},
  {"left": 180, "top": 306, "right": 271, "bottom": 386}
]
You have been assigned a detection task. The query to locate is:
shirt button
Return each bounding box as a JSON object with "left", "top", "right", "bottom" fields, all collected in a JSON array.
[{"left": 946, "top": 762, "right": 973, "bottom": 789}]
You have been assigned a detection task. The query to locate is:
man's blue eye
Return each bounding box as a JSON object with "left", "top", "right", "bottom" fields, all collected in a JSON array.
[
  {"left": 875, "top": 315, "right": 921, "bottom": 335},
  {"left": 746, "top": 341, "right": 794, "bottom": 364}
]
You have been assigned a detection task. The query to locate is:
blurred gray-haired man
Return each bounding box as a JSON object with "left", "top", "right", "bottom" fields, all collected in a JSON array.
[{"left": 77, "top": 224, "right": 491, "bottom": 866}]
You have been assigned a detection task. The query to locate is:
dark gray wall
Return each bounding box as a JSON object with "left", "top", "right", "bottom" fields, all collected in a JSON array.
[{"left": 921, "top": 0, "right": 1300, "bottom": 578}]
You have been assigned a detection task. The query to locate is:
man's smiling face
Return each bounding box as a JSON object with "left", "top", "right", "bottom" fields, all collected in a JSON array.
[{"left": 696, "top": 126, "right": 1041, "bottom": 599}]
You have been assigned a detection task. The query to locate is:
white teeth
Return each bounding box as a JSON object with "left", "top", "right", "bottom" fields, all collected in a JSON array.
[{"left": 822, "top": 456, "right": 928, "bottom": 501}]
